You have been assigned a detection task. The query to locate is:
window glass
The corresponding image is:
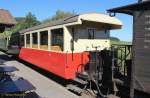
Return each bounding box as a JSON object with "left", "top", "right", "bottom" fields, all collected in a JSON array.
[
  {"left": 40, "top": 30, "right": 48, "bottom": 50},
  {"left": 51, "top": 28, "right": 63, "bottom": 51},
  {"left": 20, "top": 35, "right": 24, "bottom": 47},
  {"left": 88, "top": 28, "right": 96, "bottom": 39},
  {"left": 26, "top": 34, "right": 30, "bottom": 48},
  {"left": 32, "top": 33, "right": 38, "bottom": 48}
]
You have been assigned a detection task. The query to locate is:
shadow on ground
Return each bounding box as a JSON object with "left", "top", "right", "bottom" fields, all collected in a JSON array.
[
  {"left": 17, "top": 58, "right": 70, "bottom": 86},
  {"left": 0, "top": 54, "right": 14, "bottom": 64},
  {"left": 25, "top": 92, "right": 41, "bottom": 98},
  {"left": 0, "top": 53, "right": 42, "bottom": 98}
]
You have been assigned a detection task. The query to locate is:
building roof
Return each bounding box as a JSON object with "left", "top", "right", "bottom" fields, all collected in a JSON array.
[
  {"left": 20, "top": 13, "right": 122, "bottom": 34},
  {"left": 0, "top": 9, "right": 17, "bottom": 25},
  {"left": 107, "top": 1, "right": 150, "bottom": 15}
]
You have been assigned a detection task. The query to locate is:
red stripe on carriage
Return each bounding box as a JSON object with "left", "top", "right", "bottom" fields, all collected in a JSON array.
[{"left": 19, "top": 48, "right": 89, "bottom": 79}]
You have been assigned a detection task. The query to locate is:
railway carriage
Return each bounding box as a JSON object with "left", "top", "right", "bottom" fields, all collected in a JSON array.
[{"left": 19, "top": 13, "right": 122, "bottom": 79}]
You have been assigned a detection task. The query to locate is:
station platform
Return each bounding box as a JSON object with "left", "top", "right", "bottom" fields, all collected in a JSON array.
[{"left": 0, "top": 52, "right": 80, "bottom": 98}]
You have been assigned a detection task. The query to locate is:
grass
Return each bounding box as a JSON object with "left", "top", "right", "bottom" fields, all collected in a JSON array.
[
  {"left": 110, "top": 40, "right": 132, "bottom": 74},
  {"left": 110, "top": 40, "right": 132, "bottom": 45}
]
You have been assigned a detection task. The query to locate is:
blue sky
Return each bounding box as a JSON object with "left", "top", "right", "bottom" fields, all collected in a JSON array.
[{"left": 0, "top": 0, "right": 137, "bottom": 41}]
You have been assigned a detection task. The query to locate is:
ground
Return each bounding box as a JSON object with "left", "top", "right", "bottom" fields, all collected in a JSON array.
[{"left": 0, "top": 51, "right": 82, "bottom": 98}]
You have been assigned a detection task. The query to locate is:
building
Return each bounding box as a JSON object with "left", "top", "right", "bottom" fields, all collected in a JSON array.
[
  {"left": 0, "top": 9, "right": 16, "bottom": 32},
  {"left": 108, "top": 0, "right": 150, "bottom": 98}
]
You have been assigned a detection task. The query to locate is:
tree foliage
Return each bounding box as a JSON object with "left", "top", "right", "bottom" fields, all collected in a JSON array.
[
  {"left": 110, "top": 36, "right": 120, "bottom": 42},
  {"left": 2, "top": 10, "right": 75, "bottom": 36},
  {"left": 10, "top": 12, "right": 40, "bottom": 33},
  {"left": 15, "top": 17, "right": 26, "bottom": 23},
  {"left": 24, "top": 12, "right": 40, "bottom": 28},
  {"left": 43, "top": 10, "right": 76, "bottom": 23}
]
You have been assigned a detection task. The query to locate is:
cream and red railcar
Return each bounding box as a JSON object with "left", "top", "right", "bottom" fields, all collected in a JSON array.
[{"left": 19, "top": 13, "right": 122, "bottom": 79}]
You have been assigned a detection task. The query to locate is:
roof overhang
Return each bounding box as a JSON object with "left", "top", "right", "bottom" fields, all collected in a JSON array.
[
  {"left": 0, "top": 24, "right": 15, "bottom": 33},
  {"left": 20, "top": 13, "right": 123, "bottom": 34},
  {"left": 107, "top": 1, "right": 150, "bottom": 15},
  {"left": 79, "top": 13, "right": 122, "bottom": 29}
]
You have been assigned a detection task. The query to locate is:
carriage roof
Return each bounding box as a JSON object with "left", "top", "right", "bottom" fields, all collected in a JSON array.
[{"left": 20, "top": 13, "right": 122, "bottom": 34}]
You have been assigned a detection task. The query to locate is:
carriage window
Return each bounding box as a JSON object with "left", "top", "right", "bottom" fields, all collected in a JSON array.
[
  {"left": 20, "top": 35, "right": 24, "bottom": 47},
  {"left": 32, "top": 32, "right": 38, "bottom": 48},
  {"left": 88, "top": 28, "right": 96, "bottom": 39},
  {"left": 26, "top": 34, "right": 30, "bottom": 48},
  {"left": 40, "top": 30, "right": 48, "bottom": 50},
  {"left": 51, "top": 28, "right": 63, "bottom": 51}
]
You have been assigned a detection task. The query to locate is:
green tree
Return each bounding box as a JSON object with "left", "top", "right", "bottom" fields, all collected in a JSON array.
[
  {"left": 110, "top": 36, "right": 120, "bottom": 42},
  {"left": 43, "top": 10, "right": 76, "bottom": 23},
  {"left": 23, "top": 12, "right": 40, "bottom": 29},
  {"left": 15, "top": 17, "right": 26, "bottom": 23},
  {"left": 11, "top": 12, "right": 40, "bottom": 33}
]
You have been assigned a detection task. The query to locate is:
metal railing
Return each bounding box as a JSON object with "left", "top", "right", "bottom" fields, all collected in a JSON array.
[{"left": 111, "top": 44, "right": 132, "bottom": 76}]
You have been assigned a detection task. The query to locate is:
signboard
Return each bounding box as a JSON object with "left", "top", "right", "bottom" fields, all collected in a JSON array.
[{"left": 134, "top": 10, "right": 150, "bottom": 93}]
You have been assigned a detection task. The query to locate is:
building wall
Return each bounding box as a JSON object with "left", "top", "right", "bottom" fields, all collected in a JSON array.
[
  {"left": 133, "top": 10, "right": 150, "bottom": 93},
  {"left": 64, "top": 23, "right": 110, "bottom": 53}
]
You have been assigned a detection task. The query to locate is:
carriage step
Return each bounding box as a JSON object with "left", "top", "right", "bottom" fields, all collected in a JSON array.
[
  {"left": 77, "top": 72, "right": 89, "bottom": 80},
  {"left": 66, "top": 84, "right": 83, "bottom": 95},
  {"left": 73, "top": 77, "right": 88, "bottom": 85}
]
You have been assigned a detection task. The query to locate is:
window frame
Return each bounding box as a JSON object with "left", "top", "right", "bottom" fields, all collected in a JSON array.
[
  {"left": 26, "top": 34, "right": 30, "bottom": 48},
  {"left": 32, "top": 32, "right": 38, "bottom": 48},
  {"left": 39, "top": 30, "right": 48, "bottom": 50},
  {"left": 87, "top": 28, "right": 96, "bottom": 39}
]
